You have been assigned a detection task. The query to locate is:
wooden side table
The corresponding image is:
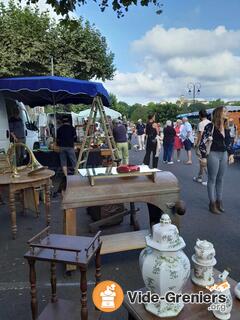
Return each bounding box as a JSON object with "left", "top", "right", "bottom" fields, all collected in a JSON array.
[
  {"left": 0, "top": 168, "right": 54, "bottom": 239},
  {"left": 123, "top": 271, "right": 240, "bottom": 320},
  {"left": 24, "top": 227, "right": 102, "bottom": 320}
]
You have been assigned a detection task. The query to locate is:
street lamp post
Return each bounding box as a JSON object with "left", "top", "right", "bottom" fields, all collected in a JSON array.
[{"left": 187, "top": 82, "right": 201, "bottom": 104}]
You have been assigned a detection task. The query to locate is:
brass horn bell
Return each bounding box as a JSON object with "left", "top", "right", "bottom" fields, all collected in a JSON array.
[{"left": 7, "top": 143, "right": 46, "bottom": 177}]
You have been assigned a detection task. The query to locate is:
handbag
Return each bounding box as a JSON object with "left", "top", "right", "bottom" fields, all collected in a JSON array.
[{"left": 205, "top": 124, "right": 214, "bottom": 156}]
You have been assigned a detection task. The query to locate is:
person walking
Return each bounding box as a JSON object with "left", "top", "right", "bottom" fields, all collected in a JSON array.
[
  {"left": 136, "top": 119, "right": 145, "bottom": 150},
  {"left": 228, "top": 118, "right": 238, "bottom": 146},
  {"left": 180, "top": 117, "right": 194, "bottom": 164},
  {"left": 143, "top": 114, "right": 158, "bottom": 168},
  {"left": 113, "top": 119, "right": 129, "bottom": 164},
  {"left": 57, "top": 117, "right": 77, "bottom": 176},
  {"left": 199, "top": 106, "right": 234, "bottom": 214},
  {"left": 174, "top": 119, "right": 183, "bottom": 162},
  {"left": 193, "top": 109, "right": 211, "bottom": 184},
  {"left": 163, "top": 120, "right": 176, "bottom": 164}
]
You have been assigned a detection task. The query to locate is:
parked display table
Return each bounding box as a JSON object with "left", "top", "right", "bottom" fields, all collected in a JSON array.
[
  {"left": 62, "top": 170, "right": 183, "bottom": 271},
  {"left": 0, "top": 168, "right": 54, "bottom": 239},
  {"left": 24, "top": 227, "right": 102, "bottom": 320},
  {"left": 123, "top": 270, "right": 240, "bottom": 320}
]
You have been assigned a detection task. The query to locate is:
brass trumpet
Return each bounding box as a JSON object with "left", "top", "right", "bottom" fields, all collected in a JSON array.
[{"left": 7, "top": 143, "right": 46, "bottom": 177}]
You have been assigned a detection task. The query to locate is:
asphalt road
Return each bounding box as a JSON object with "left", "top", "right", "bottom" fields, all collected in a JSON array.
[{"left": 0, "top": 144, "right": 239, "bottom": 320}]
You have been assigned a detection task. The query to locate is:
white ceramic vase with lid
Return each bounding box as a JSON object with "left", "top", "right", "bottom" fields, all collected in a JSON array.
[
  {"left": 139, "top": 214, "right": 190, "bottom": 318},
  {"left": 191, "top": 239, "right": 216, "bottom": 287}
]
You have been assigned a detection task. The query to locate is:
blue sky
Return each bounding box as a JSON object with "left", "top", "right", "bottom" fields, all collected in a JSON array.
[
  {"left": 78, "top": 0, "right": 240, "bottom": 71},
  {"left": 76, "top": 0, "right": 240, "bottom": 103}
]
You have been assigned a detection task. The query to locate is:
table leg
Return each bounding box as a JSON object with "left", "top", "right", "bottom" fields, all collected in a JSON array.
[
  {"left": 64, "top": 209, "right": 77, "bottom": 272},
  {"left": 9, "top": 189, "right": 17, "bottom": 239},
  {"left": 130, "top": 202, "right": 140, "bottom": 231},
  {"left": 28, "top": 259, "right": 38, "bottom": 320},
  {"left": 44, "top": 180, "right": 51, "bottom": 226},
  {"left": 80, "top": 268, "right": 88, "bottom": 320},
  {"left": 50, "top": 262, "right": 57, "bottom": 303},
  {"left": 95, "top": 245, "right": 102, "bottom": 286}
]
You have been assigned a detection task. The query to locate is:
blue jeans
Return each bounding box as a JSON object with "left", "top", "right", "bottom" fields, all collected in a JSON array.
[
  {"left": 163, "top": 143, "right": 174, "bottom": 162},
  {"left": 207, "top": 151, "right": 227, "bottom": 202}
]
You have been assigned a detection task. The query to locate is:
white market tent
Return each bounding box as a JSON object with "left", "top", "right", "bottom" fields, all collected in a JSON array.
[{"left": 79, "top": 106, "right": 121, "bottom": 119}]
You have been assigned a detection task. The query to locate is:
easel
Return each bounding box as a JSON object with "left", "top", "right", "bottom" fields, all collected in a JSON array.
[{"left": 74, "top": 96, "right": 119, "bottom": 173}]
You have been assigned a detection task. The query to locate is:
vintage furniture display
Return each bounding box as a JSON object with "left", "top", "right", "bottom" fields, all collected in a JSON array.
[
  {"left": 62, "top": 170, "right": 184, "bottom": 270},
  {"left": 123, "top": 269, "right": 240, "bottom": 320},
  {"left": 0, "top": 168, "right": 54, "bottom": 239},
  {"left": 24, "top": 227, "right": 102, "bottom": 320},
  {"left": 191, "top": 239, "right": 217, "bottom": 287},
  {"left": 139, "top": 214, "right": 190, "bottom": 317}
]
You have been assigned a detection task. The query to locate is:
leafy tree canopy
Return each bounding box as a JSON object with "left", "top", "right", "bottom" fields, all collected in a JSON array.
[
  {"left": 25, "top": 0, "right": 163, "bottom": 18},
  {"left": 0, "top": 1, "right": 115, "bottom": 80}
]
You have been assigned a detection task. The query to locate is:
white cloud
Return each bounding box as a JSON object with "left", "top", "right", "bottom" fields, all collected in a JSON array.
[{"left": 107, "top": 25, "right": 240, "bottom": 103}]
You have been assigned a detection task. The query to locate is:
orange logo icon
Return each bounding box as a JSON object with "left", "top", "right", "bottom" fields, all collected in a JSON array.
[{"left": 92, "top": 280, "right": 124, "bottom": 312}]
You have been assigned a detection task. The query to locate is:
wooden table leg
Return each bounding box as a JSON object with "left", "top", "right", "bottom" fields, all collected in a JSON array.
[
  {"left": 80, "top": 268, "right": 88, "bottom": 320},
  {"left": 130, "top": 202, "right": 140, "bottom": 231},
  {"left": 95, "top": 245, "right": 102, "bottom": 286},
  {"left": 64, "top": 208, "right": 77, "bottom": 272},
  {"left": 28, "top": 259, "right": 38, "bottom": 320},
  {"left": 50, "top": 262, "right": 57, "bottom": 303},
  {"left": 44, "top": 180, "right": 51, "bottom": 226},
  {"left": 9, "top": 188, "right": 17, "bottom": 239}
]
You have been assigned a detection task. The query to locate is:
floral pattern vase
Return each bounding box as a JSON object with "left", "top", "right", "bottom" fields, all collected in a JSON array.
[{"left": 139, "top": 214, "right": 190, "bottom": 317}]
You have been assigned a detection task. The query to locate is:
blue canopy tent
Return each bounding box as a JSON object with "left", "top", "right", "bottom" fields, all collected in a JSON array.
[{"left": 0, "top": 76, "right": 110, "bottom": 107}]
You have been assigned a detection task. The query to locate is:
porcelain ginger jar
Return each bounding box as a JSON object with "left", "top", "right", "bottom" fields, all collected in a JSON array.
[
  {"left": 139, "top": 214, "right": 190, "bottom": 318},
  {"left": 191, "top": 239, "right": 216, "bottom": 287}
]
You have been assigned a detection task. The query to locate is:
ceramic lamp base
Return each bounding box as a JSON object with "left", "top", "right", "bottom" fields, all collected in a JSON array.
[
  {"left": 213, "top": 311, "right": 231, "bottom": 320},
  {"left": 145, "top": 301, "right": 184, "bottom": 318}
]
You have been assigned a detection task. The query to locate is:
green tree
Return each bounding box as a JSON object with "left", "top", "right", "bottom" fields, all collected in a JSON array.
[
  {"left": 0, "top": 1, "right": 115, "bottom": 80},
  {"left": 130, "top": 105, "right": 149, "bottom": 123},
  {"left": 152, "top": 103, "right": 179, "bottom": 124},
  {"left": 207, "top": 99, "right": 226, "bottom": 108},
  {"left": 24, "top": 0, "right": 163, "bottom": 18}
]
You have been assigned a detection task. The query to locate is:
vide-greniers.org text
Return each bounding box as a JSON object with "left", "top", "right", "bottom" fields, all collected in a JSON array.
[{"left": 127, "top": 291, "right": 226, "bottom": 304}]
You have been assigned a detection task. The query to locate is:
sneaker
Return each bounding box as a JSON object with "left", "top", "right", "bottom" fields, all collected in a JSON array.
[
  {"left": 193, "top": 177, "right": 202, "bottom": 183},
  {"left": 202, "top": 181, "right": 207, "bottom": 186},
  {"left": 139, "top": 148, "right": 142, "bottom": 151},
  {"left": 163, "top": 161, "right": 167, "bottom": 164},
  {"left": 177, "top": 159, "right": 181, "bottom": 162},
  {"left": 168, "top": 161, "right": 174, "bottom": 164}
]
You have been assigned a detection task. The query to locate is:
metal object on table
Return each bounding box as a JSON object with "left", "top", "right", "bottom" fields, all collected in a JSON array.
[
  {"left": 7, "top": 142, "right": 47, "bottom": 178},
  {"left": 24, "top": 228, "right": 102, "bottom": 320}
]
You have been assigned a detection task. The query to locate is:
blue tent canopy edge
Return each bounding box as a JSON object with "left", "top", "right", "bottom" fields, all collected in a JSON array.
[{"left": 0, "top": 76, "right": 110, "bottom": 107}]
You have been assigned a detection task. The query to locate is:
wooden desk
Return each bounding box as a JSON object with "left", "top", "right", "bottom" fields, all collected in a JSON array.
[
  {"left": 0, "top": 169, "right": 54, "bottom": 239},
  {"left": 62, "top": 171, "right": 181, "bottom": 258},
  {"left": 123, "top": 272, "right": 240, "bottom": 320}
]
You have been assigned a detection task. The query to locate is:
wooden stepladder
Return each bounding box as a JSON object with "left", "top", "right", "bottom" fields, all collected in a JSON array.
[{"left": 75, "top": 96, "right": 119, "bottom": 174}]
